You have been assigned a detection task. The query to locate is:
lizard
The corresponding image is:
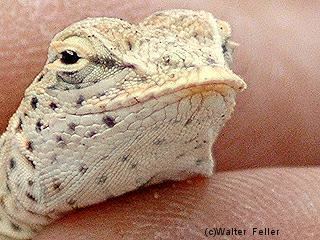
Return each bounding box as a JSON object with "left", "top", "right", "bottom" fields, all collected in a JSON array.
[{"left": 0, "top": 9, "right": 246, "bottom": 239}]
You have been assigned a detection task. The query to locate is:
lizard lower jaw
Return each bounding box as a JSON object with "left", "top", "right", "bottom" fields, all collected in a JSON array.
[
  {"left": 96, "top": 86, "right": 237, "bottom": 192},
  {"left": 28, "top": 87, "right": 236, "bottom": 214}
]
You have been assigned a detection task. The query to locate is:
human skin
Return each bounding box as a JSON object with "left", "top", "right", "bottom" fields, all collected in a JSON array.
[{"left": 0, "top": 1, "right": 319, "bottom": 239}]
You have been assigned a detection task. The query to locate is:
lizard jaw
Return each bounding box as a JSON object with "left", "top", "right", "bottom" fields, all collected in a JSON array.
[{"left": 74, "top": 66, "right": 246, "bottom": 114}]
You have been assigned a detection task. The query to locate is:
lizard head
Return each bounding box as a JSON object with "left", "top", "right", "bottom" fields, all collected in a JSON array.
[
  {"left": 9, "top": 10, "right": 246, "bottom": 214},
  {"left": 25, "top": 9, "right": 245, "bottom": 116}
]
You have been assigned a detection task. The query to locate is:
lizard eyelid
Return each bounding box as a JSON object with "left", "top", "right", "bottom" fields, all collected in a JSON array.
[{"left": 50, "top": 36, "right": 95, "bottom": 60}]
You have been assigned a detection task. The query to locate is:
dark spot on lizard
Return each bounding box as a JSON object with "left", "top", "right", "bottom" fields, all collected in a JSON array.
[
  {"left": 154, "top": 12, "right": 164, "bottom": 16},
  {"left": 91, "top": 57, "right": 117, "bottom": 69},
  {"left": 35, "top": 120, "right": 44, "bottom": 133},
  {"left": 6, "top": 182, "right": 11, "bottom": 193},
  {"left": 67, "top": 199, "right": 78, "bottom": 209},
  {"left": 26, "top": 192, "right": 37, "bottom": 202},
  {"left": 37, "top": 74, "right": 44, "bottom": 82},
  {"left": 176, "top": 153, "right": 185, "bottom": 159},
  {"left": 10, "top": 222, "right": 22, "bottom": 231},
  {"left": 133, "top": 97, "right": 140, "bottom": 103},
  {"left": 56, "top": 136, "right": 63, "bottom": 142},
  {"left": 76, "top": 95, "right": 85, "bottom": 106},
  {"left": 16, "top": 118, "right": 23, "bottom": 131},
  {"left": 49, "top": 102, "right": 58, "bottom": 110},
  {"left": 163, "top": 56, "right": 170, "bottom": 64},
  {"left": 0, "top": 198, "right": 5, "bottom": 209},
  {"left": 0, "top": 139, "right": 5, "bottom": 148},
  {"left": 68, "top": 122, "right": 77, "bottom": 131},
  {"left": 86, "top": 131, "right": 97, "bottom": 138},
  {"left": 127, "top": 40, "right": 133, "bottom": 50},
  {"left": 53, "top": 181, "right": 62, "bottom": 190},
  {"left": 221, "top": 114, "right": 225, "bottom": 118},
  {"left": 207, "top": 57, "right": 216, "bottom": 64},
  {"left": 184, "top": 135, "right": 198, "bottom": 144},
  {"left": 137, "top": 176, "right": 154, "bottom": 189},
  {"left": 121, "top": 63, "right": 136, "bottom": 69},
  {"left": 196, "top": 159, "right": 204, "bottom": 166},
  {"left": 9, "top": 158, "right": 16, "bottom": 170},
  {"left": 222, "top": 43, "right": 227, "bottom": 54},
  {"left": 50, "top": 155, "right": 57, "bottom": 164},
  {"left": 26, "top": 156, "right": 36, "bottom": 168},
  {"left": 184, "top": 117, "right": 193, "bottom": 126},
  {"left": 97, "top": 174, "right": 108, "bottom": 184},
  {"left": 103, "top": 116, "right": 116, "bottom": 128},
  {"left": 56, "top": 136, "right": 66, "bottom": 147},
  {"left": 131, "top": 163, "right": 137, "bottom": 169},
  {"left": 28, "top": 180, "right": 34, "bottom": 186},
  {"left": 90, "top": 79, "right": 98, "bottom": 84},
  {"left": 15, "top": 181, "right": 21, "bottom": 189},
  {"left": 31, "top": 97, "right": 38, "bottom": 110},
  {"left": 121, "top": 154, "right": 129, "bottom": 162},
  {"left": 153, "top": 138, "right": 166, "bottom": 145},
  {"left": 97, "top": 92, "right": 106, "bottom": 98},
  {"left": 26, "top": 141, "right": 34, "bottom": 152},
  {"left": 140, "top": 76, "right": 148, "bottom": 81},
  {"left": 194, "top": 143, "right": 203, "bottom": 149},
  {"left": 79, "top": 164, "right": 88, "bottom": 174}
]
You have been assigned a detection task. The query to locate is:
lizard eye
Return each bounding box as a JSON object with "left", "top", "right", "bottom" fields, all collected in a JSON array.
[{"left": 60, "top": 50, "right": 81, "bottom": 64}]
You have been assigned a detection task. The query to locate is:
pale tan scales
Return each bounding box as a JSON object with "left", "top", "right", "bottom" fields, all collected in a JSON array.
[{"left": 0, "top": 9, "right": 246, "bottom": 239}]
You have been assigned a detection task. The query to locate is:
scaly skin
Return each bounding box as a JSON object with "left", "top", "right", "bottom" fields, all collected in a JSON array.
[{"left": 0, "top": 9, "right": 246, "bottom": 239}]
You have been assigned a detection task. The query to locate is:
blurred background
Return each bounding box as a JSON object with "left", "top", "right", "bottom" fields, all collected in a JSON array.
[{"left": 1, "top": 1, "right": 320, "bottom": 240}]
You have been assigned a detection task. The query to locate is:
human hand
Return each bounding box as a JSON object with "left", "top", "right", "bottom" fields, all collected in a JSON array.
[{"left": 0, "top": 1, "right": 319, "bottom": 239}]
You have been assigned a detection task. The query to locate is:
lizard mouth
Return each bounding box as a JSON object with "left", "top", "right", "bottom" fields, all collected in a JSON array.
[
  {"left": 89, "top": 66, "right": 246, "bottom": 113},
  {"left": 46, "top": 66, "right": 246, "bottom": 115}
]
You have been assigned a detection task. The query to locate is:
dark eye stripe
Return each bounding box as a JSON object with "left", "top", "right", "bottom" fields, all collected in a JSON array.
[{"left": 60, "top": 50, "right": 80, "bottom": 64}]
